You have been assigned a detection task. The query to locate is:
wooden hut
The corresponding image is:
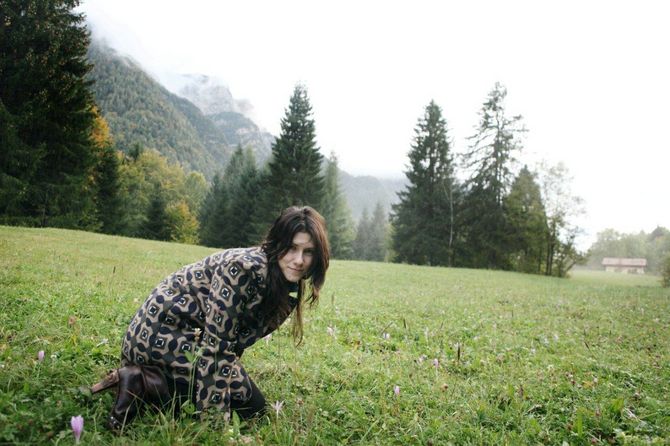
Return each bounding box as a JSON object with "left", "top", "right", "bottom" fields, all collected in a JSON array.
[{"left": 601, "top": 258, "right": 647, "bottom": 274}]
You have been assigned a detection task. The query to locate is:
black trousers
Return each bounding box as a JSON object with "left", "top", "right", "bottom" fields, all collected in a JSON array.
[{"left": 169, "top": 376, "right": 267, "bottom": 420}]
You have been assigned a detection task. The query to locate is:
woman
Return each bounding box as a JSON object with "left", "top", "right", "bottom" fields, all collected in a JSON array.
[{"left": 92, "top": 206, "right": 330, "bottom": 431}]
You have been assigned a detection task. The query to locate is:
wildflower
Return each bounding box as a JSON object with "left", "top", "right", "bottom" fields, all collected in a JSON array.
[
  {"left": 393, "top": 385, "right": 400, "bottom": 396},
  {"left": 382, "top": 333, "right": 390, "bottom": 340},
  {"left": 70, "top": 415, "right": 84, "bottom": 444},
  {"left": 418, "top": 354, "right": 427, "bottom": 363},
  {"left": 37, "top": 350, "right": 45, "bottom": 362},
  {"left": 271, "top": 400, "right": 284, "bottom": 416},
  {"left": 432, "top": 358, "right": 439, "bottom": 368},
  {"left": 263, "top": 333, "right": 273, "bottom": 344},
  {"left": 327, "top": 326, "right": 335, "bottom": 337}
]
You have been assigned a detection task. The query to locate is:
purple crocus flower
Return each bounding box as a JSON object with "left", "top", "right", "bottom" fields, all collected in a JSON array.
[
  {"left": 432, "top": 358, "right": 440, "bottom": 368},
  {"left": 37, "top": 350, "right": 45, "bottom": 362},
  {"left": 70, "top": 415, "right": 84, "bottom": 443},
  {"left": 271, "top": 400, "right": 284, "bottom": 416},
  {"left": 394, "top": 385, "right": 400, "bottom": 396}
]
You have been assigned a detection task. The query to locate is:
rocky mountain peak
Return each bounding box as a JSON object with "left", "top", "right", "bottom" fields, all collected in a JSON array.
[{"left": 174, "top": 74, "right": 250, "bottom": 117}]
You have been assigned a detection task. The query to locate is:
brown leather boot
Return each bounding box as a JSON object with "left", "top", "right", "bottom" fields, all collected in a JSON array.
[
  {"left": 141, "top": 365, "right": 171, "bottom": 410},
  {"left": 106, "top": 366, "right": 146, "bottom": 432},
  {"left": 91, "top": 365, "right": 170, "bottom": 433}
]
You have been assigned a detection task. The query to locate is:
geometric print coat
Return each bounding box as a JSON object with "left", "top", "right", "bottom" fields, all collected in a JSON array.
[{"left": 120, "top": 246, "right": 295, "bottom": 415}]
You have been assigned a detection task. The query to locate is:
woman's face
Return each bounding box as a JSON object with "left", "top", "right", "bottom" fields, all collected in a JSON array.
[{"left": 278, "top": 231, "right": 315, "bottom": 283}]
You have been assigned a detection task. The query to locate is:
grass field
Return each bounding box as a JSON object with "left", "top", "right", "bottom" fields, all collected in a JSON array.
[{"left": 1, "top": 226, "right": 668, "bottom": 445}]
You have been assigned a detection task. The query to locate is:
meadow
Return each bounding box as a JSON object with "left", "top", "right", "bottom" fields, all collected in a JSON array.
[{"left": 0, "top": 226, "right": 668, "bottom": 445}]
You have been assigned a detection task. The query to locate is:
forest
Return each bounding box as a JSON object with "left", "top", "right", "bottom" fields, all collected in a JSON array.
[{"left": 1, "top": 0, "right": 669, "bottom": 283}]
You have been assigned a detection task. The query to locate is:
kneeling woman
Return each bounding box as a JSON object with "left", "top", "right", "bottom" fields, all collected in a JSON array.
[{"left": 92, "top": 206, "right": 330, "bottom": 431}]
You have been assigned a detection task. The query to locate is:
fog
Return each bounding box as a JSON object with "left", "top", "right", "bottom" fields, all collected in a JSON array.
[{"left": 80, "top": 0, "right": 670, "bottom": 249}]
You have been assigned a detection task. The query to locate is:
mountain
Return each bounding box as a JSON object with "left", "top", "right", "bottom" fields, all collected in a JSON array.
[
  {"left": 172, "top": 74, "right": 274, "bottom": 163},
  {"left": 87, "top": 40, "right": 232, "bottom": 178},
  {"left": 86, "top": 38, "right": 405, "bottom": 220},
  {"left": 339, "top": 171, "right": 406, "bottom": 220}
]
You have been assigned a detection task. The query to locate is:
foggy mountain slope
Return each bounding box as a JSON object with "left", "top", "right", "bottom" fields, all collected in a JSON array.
[
  {"left": 171, "top": 74, "right": 274, "bottom": 164},
  {"left": 87, "top": 38, "right": 405, "bottom": 220},
  {"left": 87, "top": 40, "right": 232, "bottom": 178}
]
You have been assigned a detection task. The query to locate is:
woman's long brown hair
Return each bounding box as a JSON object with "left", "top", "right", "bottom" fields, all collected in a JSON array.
[{"left": 261, "top": 206, "right": 330, "bottom": 345}]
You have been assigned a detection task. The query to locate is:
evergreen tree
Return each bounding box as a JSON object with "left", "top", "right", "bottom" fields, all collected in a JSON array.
[
  {"left": 353, "top": 203, "right": 389, "bottom": 261},
  {"left": 0, "top": 0, "right": 98, "bottom": 227},
  {"left": 460, "top": 83, "right": 525, "bottom": 269},
  {"left": 322, "top": 153, "right": 355, "bottom": 259},
  {"left": 368, "top": 202, "right": 389, "bottom": 261},
  {"left": 503, "top": 166, "right": 548, "bottom": 273},
  {"left": 199, "top": 174, "right": 228, "bottom": 247},
  {"left": 222, "top": 146, "right": 262, "bottom": 247},
  {"left": 353, "top": 208, "right": 372, "bottom": 260},
  {"left": 262, "top": 84, "right": 325, "bottom": 219},
  {"left": 391, "top": 101, "right": 458, "bottom": 266},
  {"left": 0, "top": 102, "right": 38, "bottom": 223},
  {"left": 95, "top": 145, "right": 122, "bottom": 234},
  {"left": 90, "top": 110, "right": 122, "bottom": 234},
  {"left": 661, "top": 254, "right": 670, "bottom": 288},
  {"left": 142, "top": 186, "right": 170, "bottom": 241}
]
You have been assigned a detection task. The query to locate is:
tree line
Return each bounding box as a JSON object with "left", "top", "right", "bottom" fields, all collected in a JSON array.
[
  {"left": 391, "top": 89, "right": 586, "bottom": 276},
  {"left": 0, "top": 0, "right": 368, "bottom": 258},
  {"left": 7, "top": 0, "right": 660, "bottom": 279},
  {"left": 586, "top": 227, "right": 670, "bottom": 274}
]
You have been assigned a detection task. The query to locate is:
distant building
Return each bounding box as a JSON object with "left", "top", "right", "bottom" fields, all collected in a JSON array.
[{"left": 601, "top": 258, "right": 647, "bottom": 274}]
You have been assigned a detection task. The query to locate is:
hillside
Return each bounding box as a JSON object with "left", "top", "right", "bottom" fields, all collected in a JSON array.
[
  {"left": 1, "top": 226, "right": 668, "bottom": 444},
  {"left": 86, "top": 38, "right": 405, "bottom": 219},
  {"left": 87, "top": 40, "right": 232, "bottom": 179},
  {"left": 339, "top": 171, "right": 405, "bottom": 220}
]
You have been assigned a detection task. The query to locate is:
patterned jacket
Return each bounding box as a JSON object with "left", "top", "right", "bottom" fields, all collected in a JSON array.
[{"left": 121, "top": 246, "right": 295, "bottom": 414}]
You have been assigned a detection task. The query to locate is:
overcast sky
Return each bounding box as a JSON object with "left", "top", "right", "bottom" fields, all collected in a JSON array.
[{"left": 80, "top": 0, "right": 669, "bottom": 248}]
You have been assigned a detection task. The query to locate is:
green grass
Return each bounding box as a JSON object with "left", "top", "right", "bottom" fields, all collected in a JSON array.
[{"left": 1, "top": 226, "right": 669, "bottom": 445}]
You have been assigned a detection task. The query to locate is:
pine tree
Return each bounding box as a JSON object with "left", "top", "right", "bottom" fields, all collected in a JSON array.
[
  {"left": 0, "top": 0, "right": 98, "bottom": 227},
  {"left": 391, "top": 101, "right": 458, "bottom": 266},
  {"left": 199, "top": 174, "right": 229, "bottom": 247},
  {"left": 142, "top": 186, "right": 170, "bottom": 241},
  {"left": 503, "top": 166, "right": 548, "bottom": 273},
  {"left": 460, "top": 83, "right": 525, "bottom": 269},
  {"left": 353, "top": 208, "right": 372, "bottom": 260},
  {"left": 263, "top": 84, "right": 325, "bottom": 218},
  {"left": 368, "top": 202, "right": 389, "bottom": 261},
  {"left": 0, "top": 102, "right": 39, "bottom": 223},
  {"left": 322, "top": 153, "right": 355, "bottom": 259},
  {"left": 95, "top": 145, "right": 122, "bottom": 234},
  {"left": 222, "top": 146, "right": 262, "bottom": 247},
  {"left": 90, "top": 110, "right": 122, "bottom": 234}
]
